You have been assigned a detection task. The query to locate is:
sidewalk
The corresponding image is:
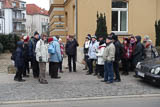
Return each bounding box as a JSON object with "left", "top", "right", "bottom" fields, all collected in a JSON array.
[{"left": 0, "top": 53, "right": 160, "bottom": 102}]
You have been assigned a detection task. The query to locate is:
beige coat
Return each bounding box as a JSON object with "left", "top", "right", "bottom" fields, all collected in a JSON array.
[{"left": 103, "top": 42, "right": 115, "bottom": 62}]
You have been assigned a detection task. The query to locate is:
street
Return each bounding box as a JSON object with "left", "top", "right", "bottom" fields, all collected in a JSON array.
[{"left": 1, "top": 96, "right": 160, "bottom": 107}]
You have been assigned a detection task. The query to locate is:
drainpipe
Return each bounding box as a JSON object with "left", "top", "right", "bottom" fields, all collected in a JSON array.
[{"left": 75, "top": 0, "right": 78, "bottom": 40}]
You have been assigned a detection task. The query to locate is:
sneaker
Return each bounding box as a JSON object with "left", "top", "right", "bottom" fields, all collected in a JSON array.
[
  {"left": 114, "top": 79, "right": 121, "bottom": 82},
  {"left": 18, "top": 79, "right": 26, "bottom": 82},
  {"left": 86, "top": 73, "right": 92, "bottom": 75},
  {"left": 83, "top": 68, "right": 87, "bottom": 70},
  {"left": 101, "top": 80, "right": 107, "bottom": 82},
  {"left": 23, "top": 75, "right": 29, "bottom": 78},
  {"left": 105, "top": 81, "right": 113, "bottom": 84}
]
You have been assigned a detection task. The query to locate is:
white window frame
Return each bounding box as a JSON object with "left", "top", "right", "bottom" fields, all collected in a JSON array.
[{"left": 112, "top": 2, "right": 128, "bottom": 35}]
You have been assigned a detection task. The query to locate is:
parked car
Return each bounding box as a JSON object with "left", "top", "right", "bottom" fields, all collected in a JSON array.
[{"left": 135, "top": 57, "right": 160, "bottom": 85}]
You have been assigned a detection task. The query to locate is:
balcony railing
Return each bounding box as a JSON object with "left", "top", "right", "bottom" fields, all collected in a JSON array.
[
  {"left": 12, "top": 6, "right": 26, "bottom": 10},
  {"left": 13, "top": 29, "right": 26, "bottom": 33},
  {"left": 13, "top": 18, "right": 26, "bottom": 22}
]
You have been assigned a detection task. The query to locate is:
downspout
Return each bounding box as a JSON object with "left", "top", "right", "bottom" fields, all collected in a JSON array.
[{"left": 75, "top": 0, "right": 78, "bottom": 40}]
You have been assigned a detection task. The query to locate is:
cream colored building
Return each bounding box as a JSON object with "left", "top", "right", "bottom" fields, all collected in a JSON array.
[{"left": 49, "top": 0, "right": 160, "bottom": 46}]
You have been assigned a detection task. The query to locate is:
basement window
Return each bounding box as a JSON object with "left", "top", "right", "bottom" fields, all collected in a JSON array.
[{"left": 112, "top": 1, "right": 128, "bottom": 35}]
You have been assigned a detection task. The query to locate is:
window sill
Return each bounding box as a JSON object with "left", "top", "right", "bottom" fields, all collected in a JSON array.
[{"left": 111, "top": 31, "right": 131, "bottom": 36}]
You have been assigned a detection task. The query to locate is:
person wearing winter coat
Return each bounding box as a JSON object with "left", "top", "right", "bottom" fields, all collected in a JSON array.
[
  {"left": 122, "top": 37, "right": 133, "bottom": 75},
  {"left": 23, "top": 36, "right": 30, "bottom": 77},
  {"left": 83, "top": 36, "right": 91, "bottom": 70},
  {"left": 102, "top": 36, "right": 115, "bottom": 84},
  {"left": 111, "top": 33, "right": 122, "bottom": 82},
  {"left": 96, "top": 40, "right": 106, "bottom": 78},
  {"left": 35, "top": 34, "right": 49, "bottom": 84},
  {"left": 28, "top": 31, "right": 40, "bottom": 78},
  {"left": 48, "top": 37, "right": 62, "bottom": 79},
  {"left": 48, "top": 37, "right": 54, "bottom": 76},
  {"left": 65, "top": 35, "right": 79, "bottom": 72},
  {"left": 133, "top": 36, "right": 143, "bottom": 77},
  {"left": 14, "top": 41, "right": 25, "bottom": 82},
  {"left": 87, "top": 35, "right": 99, "bottom": 75},
  {"left": 59, "top": 38, "right": 65, "bottom": 73}
]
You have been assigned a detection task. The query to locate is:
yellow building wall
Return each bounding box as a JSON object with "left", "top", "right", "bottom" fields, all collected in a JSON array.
[
  {"left": 64, "top": 0, "right": 76, "bottom": 36},
  {"left": 77, "top": 0, "right": 112, "bottom": 46},
  {"left": 156, "top": 0, "right": 160, "bottom": 20},
  {"left": 128, "top": 0, "right": 157, "bottom": 44},
  {"left": 53, "top": 0, "right": 64, "bottom": 4}
]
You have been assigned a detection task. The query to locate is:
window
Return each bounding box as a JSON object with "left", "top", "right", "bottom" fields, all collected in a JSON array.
[
  {"left": 12, "top": 2, "right": 16, "bottom": 7},
  {"left": 112, "top": 1, "right": 128, "bottom": 34},
  {"left": 0, "top": 24, "right": 2, "bottom": 31}
]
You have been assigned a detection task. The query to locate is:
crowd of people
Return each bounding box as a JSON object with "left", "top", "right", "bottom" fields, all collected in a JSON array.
[
  {"left": 11, "top": 31, "right": 79, "bottom": 84},
  {"left": 83, "top": 33, "right": 159, "bottom": 84},
  {"left": 11, "top": 31, "right": 159, "bottom": 84}
]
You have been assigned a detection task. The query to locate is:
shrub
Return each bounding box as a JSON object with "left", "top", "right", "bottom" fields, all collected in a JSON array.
[
  {"left": 0, "top": 43, "right": 3, "bottom": 54},
  {"left": 155, "top": 20, "right": 160, "bottom": 46},
  {"left": 0, "top": 34, "right": 20, "bottom": 53},
  {"left": 95, "top": 12, "right": 108, "bottom": 39}
]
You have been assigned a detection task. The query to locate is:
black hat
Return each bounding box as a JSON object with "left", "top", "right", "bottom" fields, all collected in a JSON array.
[
  {"left": 34, "top": 31, "right": 39, "bottom": 36},
  {"left": 106, "top": 36, "right": 112, "bottom": 40}
]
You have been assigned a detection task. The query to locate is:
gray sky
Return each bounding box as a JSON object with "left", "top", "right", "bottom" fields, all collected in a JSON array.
[{"left": 24, "top": 0, "right": 49, "bottom": 10}]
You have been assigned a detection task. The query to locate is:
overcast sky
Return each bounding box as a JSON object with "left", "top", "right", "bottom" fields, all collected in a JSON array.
[{"left": 24, "top": 0, "right": 49, "bottom": 10}]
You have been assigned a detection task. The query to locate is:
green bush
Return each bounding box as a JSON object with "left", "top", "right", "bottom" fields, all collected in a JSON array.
[
  {"left": 0, "top": 34, "right": 20, "bottom": 53},
  {"left": 155, "top": 20, "right": 160, "bottom": 46},
  {"left": 95, "top": 12, "right": 108, "bottom": 39},
  {"left": 0, "top": 43, "right": 3, "bottom": 54}
]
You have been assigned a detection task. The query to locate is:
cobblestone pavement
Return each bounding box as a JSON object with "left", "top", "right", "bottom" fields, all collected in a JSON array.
[{"left": 0, "top": 54, "right": 160, "bottom": 102}]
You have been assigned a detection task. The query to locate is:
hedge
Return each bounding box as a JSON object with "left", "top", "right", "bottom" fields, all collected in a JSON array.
[{"left": 0, "top": 34, "right": 20, "bottom": 53}]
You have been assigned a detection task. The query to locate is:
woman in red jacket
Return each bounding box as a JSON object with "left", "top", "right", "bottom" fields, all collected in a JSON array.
[{"left": 122, "top": 37, "right": 133, "bottom": 75}]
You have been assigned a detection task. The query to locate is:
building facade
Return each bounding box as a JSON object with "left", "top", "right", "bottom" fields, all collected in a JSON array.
[
  {"left": 0, "top": 0, "right": 26, "bottom": 36},
  {"left": 49, "top": 0, "right": 160, "bottom": 46},
  {"left": 26, "top": 4, "right": 49, "bottom": 36}
]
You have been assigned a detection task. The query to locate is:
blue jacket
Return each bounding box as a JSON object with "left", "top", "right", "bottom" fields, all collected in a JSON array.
[
  {"left": 49, "top": 37, "right": 62, "bottom": 62},
  {"left": 15, "top": 41, "right": 25, "bottom": 68},
  {"left": 88, "top": 40, "right": 99, "bottom": 59}
]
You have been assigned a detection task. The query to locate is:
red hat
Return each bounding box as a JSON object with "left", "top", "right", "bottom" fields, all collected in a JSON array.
[
  {"left": 48, "top": 37, "right": 53, "bottom": 43},
  {"left": 23, "top": 36, "right": 29, "bottom": 42}
]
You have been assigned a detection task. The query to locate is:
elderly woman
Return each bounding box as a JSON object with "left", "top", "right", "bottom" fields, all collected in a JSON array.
[{"left": 35, "top": 34, "right": 49, "bottom": 84}]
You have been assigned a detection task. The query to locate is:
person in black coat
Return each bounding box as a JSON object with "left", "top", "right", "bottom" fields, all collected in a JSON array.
[
  {"left": 111, "top": 33, "right": 122, "bottom": 82},
  {"left": 28, "top": 31, "right": 40, "bottom": 78},
  {"left": 14, "top": 41, "right": 25, "bottom": 82},
  {"left": 65, "top": 35, "right": 79, "bottom": 72},
  {"left": 133, "top": 36, "right": 143, "bottom": 77}
]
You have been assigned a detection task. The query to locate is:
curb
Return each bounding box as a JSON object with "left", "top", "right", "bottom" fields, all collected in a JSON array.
[{"left": 1, "top": 94, "right": 160, "bottom": 105}]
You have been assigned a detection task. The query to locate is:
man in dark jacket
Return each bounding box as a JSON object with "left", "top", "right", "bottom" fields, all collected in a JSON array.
[
  {"left": 14, "top": 41, "right": 25, "bottom": 82},
  {"left": 133, "top": 36, "right": 143, "bottom": 77},
  {"left": 65, "top": 35, "right": 79, "bottom": 72},
  {"left": 28, "top": 31, "right": 40, "bottom": 78},
  {"left": 111, "top": 33, "right": 122, "bottom": 82}
]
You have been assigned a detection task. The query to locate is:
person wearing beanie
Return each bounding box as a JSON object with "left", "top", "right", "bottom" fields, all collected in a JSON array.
[
  {"left": 87, "top": 35, "right": 99, "bottom": 75},
  {"left": 111, "top": 33, "right": 122, "bottom": 82},
  {"left": 102, "top": 36, "right": 115, "bottom": 84},
  {"left": 58, "top": 38, "right": 65, "bottom": 73},
  {"left": 83, "top": 36, "right": 91, "bottom": 71},
  {"left": 23, "top": 36, "right": 30, "bottom": 77},
  {"left": 28, "top": 31, "right": 40, "bottom": 78}
]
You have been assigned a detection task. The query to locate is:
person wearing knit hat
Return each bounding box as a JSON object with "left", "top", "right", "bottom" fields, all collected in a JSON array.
[
  {"left": 23, "top": 36, "right": 30, "bottom": 77},
  {"left": 28, "top": 31, "right": 40, "bottom": 78},
  {"left": 48, "top": 37, "right": 54, "bottom": 43},
  {"left": 111, "top": 33, "right": 122, "bottom": 82}
]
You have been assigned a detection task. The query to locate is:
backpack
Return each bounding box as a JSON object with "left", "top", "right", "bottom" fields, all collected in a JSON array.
[{"left": 48, "top": 42, "right": 55, "bottom": 54}]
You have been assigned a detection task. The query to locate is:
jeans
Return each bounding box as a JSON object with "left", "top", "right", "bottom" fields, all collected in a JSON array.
[
  {"left": 88, "top": 59, "right": 94, "bottom": 74},
  {"left": 39, "top": 62, "right": 46, "bottom": 81},
  {"left": 104, "top": 61, "right": 114, "bottom": 82},
  {"left": 31, "top": 59, "right": 39, "bottom": 78}
]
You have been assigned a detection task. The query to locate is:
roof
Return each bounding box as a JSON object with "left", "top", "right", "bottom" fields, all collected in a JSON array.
[{"left": 26, "top": 4, "right": 48, "bottom": 16}]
